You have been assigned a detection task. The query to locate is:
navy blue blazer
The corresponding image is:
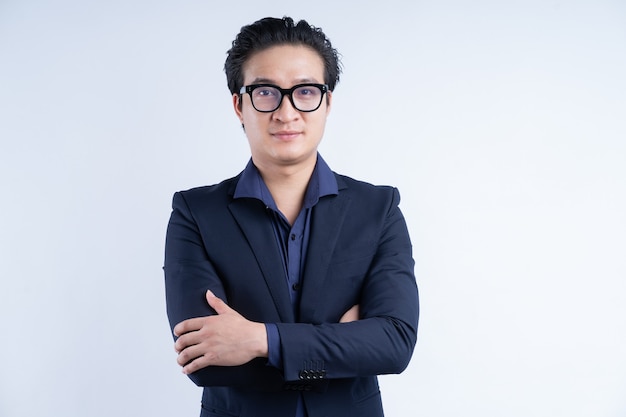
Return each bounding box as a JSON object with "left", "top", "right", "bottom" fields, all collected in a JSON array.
[{"left": 164, "top": 171, "right": 419, "bottom": 417}]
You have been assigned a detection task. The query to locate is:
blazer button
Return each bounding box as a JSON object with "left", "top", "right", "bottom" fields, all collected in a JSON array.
[{"left": 299, "top": 370, "right": 307, "bottom": 380}]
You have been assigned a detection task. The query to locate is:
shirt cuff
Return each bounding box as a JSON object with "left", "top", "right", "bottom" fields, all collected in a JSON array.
[{"left": 265, "top": 323, "right": 283, "bottom": 370}]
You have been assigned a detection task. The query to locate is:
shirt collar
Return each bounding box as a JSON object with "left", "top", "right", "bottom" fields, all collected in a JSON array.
[{"left": 233, "top": 153, "right": 338, "bottom": 209}]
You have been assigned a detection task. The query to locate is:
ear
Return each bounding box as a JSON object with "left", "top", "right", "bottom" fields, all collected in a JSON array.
[
  {"left": 325, "top": 90, "right": 333, "bottom": 116},
  {"left": 233, "top": 93, "right": 244, "bottom": 123}
]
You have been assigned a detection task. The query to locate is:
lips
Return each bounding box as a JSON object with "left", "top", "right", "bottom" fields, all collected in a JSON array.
[{"left": 271, "top": 130, "right": 302, "bottom": 140}]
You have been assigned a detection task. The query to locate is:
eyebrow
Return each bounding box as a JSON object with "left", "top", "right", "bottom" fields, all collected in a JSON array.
[{"left": 249, "top": 77, "right": 320, "bottom": 85}]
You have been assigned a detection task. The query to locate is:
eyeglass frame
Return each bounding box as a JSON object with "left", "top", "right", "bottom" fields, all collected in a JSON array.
[{"left": 238, "top": 83, "right": 329, "bottom": 113}]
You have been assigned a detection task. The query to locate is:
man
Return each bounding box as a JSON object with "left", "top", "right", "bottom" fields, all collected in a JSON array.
[{"left": 164, "top": 16, "right": 419, "bottom": 417}]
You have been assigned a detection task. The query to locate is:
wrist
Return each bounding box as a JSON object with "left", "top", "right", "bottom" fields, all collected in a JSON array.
[{"left": 255, "top": 322, "right": 269, "bottom": 358}]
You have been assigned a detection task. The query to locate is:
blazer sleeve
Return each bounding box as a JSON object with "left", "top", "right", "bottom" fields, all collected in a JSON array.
[
  {"left": 163, "top": 191, "right": 285, "bottom": 389},
  {"left": 276, "top": 187, "right": 419, "bottom": 382}
]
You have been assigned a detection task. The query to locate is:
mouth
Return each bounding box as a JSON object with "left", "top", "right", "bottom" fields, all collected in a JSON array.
[{"left": 271, "top": 130, "right": 302, "bottom": 141}]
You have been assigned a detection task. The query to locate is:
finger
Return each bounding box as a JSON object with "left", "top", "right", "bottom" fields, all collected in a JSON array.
[
  {"left": 340, "top": 304, "right": 360, "bottom": 323},
  {"left": 178, "top": 352, "right": 211, "bottom": 375},
  {"left": 173, "top": 316, "right": 204, "bottom": 337},
  {"left": 206, "top": 289, "right": 232, "bottom": 315},
  {"left": 177, "top": 343, "right": 205, "bottom": 368},
  {"left": 182, "top": 351, "right": 212, "bottom": 375},
  {"left": 174, "top": 332, "right": 198, "bottom": 354}
]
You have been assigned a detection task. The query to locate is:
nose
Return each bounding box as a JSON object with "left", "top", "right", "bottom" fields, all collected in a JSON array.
[{"left": 272, "top": 93, "right": 299, "bottom": 122}]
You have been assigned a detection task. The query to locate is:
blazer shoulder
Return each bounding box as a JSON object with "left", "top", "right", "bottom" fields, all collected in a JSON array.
[
  {"left": 333, "top": 173, "right": 401, "bottom": 207},
  {"left": 173, "top": 175, "right": 240, "bottom": 209}
]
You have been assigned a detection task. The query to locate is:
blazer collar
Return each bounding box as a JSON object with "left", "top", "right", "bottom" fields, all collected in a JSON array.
[
  {"left": 299, "top": 175, "right": 350, "bottom": 322},
  {"left": 228, "top": 198, "right": 295, "bottom": 322}
]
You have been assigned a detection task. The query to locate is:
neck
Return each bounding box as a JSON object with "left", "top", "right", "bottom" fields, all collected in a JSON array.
[{"left": 254, "top": 158, "right": 317, "bottom": 225}]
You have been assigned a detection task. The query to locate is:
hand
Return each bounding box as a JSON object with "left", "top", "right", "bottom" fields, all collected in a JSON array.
[
  {"left": 173, "top": 290, "right": 268, "bottom": 374},
  {"left": 340, "top": 304, "right": 360, "bottom": 323}
]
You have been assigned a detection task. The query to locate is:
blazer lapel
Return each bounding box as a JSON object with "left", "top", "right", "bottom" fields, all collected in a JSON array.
[
  {"left": 228, "top": 199, "right": 295, "bottom": 323},
  {"left": 299, "top": 187, "right": 352, "bottom": 322}
]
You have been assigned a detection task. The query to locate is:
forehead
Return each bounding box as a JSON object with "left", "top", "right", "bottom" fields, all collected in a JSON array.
[{"left": 242, "top": 44, "right": 325, "bottom": 85}]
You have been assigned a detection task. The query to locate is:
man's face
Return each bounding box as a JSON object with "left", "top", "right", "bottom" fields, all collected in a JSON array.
[{"left": 233, "top": 44, "right": 332, "bottom": 172}]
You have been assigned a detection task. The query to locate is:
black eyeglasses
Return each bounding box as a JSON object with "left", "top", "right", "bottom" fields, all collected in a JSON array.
[{"left": 239, "top": 83, "right": 329, "bottom": 113}]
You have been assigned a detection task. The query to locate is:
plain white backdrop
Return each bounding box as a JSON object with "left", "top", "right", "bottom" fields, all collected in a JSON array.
[{"left": 1, "top": 1, "right": 625, "bottom": 416}]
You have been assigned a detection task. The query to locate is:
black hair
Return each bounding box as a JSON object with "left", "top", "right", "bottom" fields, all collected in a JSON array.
[{"left": 224, "top": 16, "right": 342, "bottom": 95}]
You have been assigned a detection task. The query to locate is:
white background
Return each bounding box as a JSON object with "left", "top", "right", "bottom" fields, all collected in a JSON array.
[{"left": 1, "top": 1, "right": 625, "bottom": 416}]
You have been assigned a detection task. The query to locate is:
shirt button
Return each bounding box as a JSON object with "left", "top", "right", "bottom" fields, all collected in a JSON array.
[
  {"left": 290, "top": 234, "right": 296, "bottom": 241},
  {"left": 292, "top": 283, "right": 301, "bottom": 291}
]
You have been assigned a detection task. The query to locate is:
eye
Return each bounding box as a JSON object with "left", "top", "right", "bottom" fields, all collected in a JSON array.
[
  {"left": 294, "top": 86, "right": 320, "bottom": 98},
  {"left": 254, "top": 87, "right": 278, "bottom": 97}
]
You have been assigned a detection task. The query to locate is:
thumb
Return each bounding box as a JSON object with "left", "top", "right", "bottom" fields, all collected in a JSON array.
[{"left": 206, "top": 289, "right": 232, "bottom": 315}]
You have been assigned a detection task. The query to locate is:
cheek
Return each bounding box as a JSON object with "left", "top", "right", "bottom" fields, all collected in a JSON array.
[
  {"left": 311, "top": 114, "right": 329, "bottom": 133},
  {"left": 242, "top": 109, "right": 265, "bottom": 127}
]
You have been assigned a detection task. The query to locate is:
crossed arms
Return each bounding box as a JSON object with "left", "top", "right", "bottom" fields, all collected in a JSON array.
[{"left": 164, "top": 185, "right": 419, "bottom": 387}]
